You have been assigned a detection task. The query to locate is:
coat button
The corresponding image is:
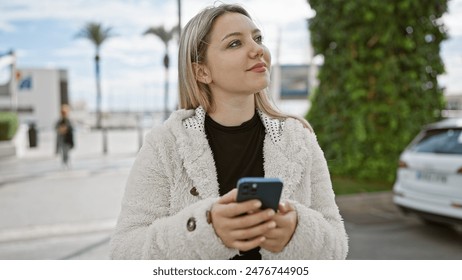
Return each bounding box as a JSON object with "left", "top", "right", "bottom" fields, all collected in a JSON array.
[
  {"left": 187, "top": 217, "right": 196, "bottom": 232},
  {"left": 190, "top": 187, "right": 199, "bottom": 196},
  {"left": 206, "top": 210, "right": 212, "bottom": 224}
]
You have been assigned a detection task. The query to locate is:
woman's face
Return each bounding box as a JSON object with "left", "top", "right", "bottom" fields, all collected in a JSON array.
[{"left": 202, "top": 12, "right": 271, "bottom": 97}]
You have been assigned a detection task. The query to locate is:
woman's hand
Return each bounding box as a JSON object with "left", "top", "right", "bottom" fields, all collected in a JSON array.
[
  {"left": 210, "top": 188, "right": 276, "bottom": 252},
  {"left": 260, "top": 202, "right": 298, "bottom": 253}
]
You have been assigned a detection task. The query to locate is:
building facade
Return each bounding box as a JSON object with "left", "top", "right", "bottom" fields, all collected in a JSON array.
[{"left": 0, "top": 68, "right": 69, "bottom": 130}]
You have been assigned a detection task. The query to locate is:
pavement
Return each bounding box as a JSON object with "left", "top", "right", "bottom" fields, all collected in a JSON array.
[
  {"left": 0, "top": 126, "right": 140, "bottom": 259},
  {"left": 0, "top": 125, "right": 398, "bottom": 260}
]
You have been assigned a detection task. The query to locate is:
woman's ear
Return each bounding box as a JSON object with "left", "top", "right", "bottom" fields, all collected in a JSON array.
[{"left": 192, "top": 63, "right": 212, "bottom": 84}]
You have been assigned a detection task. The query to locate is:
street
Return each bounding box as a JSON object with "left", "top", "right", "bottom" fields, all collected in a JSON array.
[
  {"left": 0, "top": 128, "right": 461, "bottom": 260},
  {"left": 337, "top": 192, "right": 462, "bottom": 259}
]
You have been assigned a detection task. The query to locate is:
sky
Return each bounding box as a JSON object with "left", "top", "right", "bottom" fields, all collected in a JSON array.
[{"left": 1, "top": 0, "right": 462, "bottom": 112}]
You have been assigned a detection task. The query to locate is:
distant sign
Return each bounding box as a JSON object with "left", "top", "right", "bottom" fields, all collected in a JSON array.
[
  {"left": 19, "top": 76, "right": 33, "bottom": 91},
  {"left": 280, "top": 65, "right": 310, "bottom": 100}
]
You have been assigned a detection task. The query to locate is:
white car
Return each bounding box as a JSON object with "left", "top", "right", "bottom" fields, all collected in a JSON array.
[{"left": 393, "top": 118, "right": 462, "bottom": 225}]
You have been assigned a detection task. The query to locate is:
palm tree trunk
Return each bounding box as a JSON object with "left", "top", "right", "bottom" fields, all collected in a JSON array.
[
  {"left": 95, "top": 54, "right": 107, "bottom": 154},
  {"left": 177, "top": 0, "right": 182, "bottom": 36},
  {"left": 95, "top": 54, "right": 102, "bottom": 129},
  {"left": 164, "top": 68, "right": 169, "bottom": 120},
  {"left": 163, "top": 53, "right": 169, "bottom": 120}
]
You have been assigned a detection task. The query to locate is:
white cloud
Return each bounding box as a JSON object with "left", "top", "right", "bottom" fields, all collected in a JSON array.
[
  {"left": 3, "top": 0, "right": 462, "bottom": 109},
  {"left": 444, "top": 0, "right": 462, "bottom": 37},
  {"left": 241, "top": 0, "right": 314, "bottom": 24},
  {"left": 440, "top": 48, "right": 462, "bottom": 94},
  {"left": 57, "top": 36, "right": 167, "bottom": 67},
  {"left": 0, "top": 21, "right": 15, "bottom": 32},
  {"left": 0, "top": 0, "right": 179, "bottom": 33},
  {"left": 441, "top": 0, "right": 462, "bottom": 94}
]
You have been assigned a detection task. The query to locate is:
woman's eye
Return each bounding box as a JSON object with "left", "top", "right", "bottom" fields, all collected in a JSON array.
[
  {"left": 255, "top": 35, "right": 263, "bottom": 43},
  {"left": 228, "top": 40, "right": 241, "bottom": 48}
]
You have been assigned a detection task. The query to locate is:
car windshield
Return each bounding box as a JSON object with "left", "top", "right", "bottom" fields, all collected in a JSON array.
[{"left": 409, "top": 128, "right": 462, "bottom": 154}]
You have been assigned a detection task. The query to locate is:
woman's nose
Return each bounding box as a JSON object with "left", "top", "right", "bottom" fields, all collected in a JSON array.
[{"left": 250, "top": 42, "right": 264, "bottom": 58}]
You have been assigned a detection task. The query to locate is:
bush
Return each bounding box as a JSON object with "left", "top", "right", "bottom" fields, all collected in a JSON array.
[
  {"left": 306, "top": 0, "right": 448, "bottom": 182},
  {"left": 0, "top": 112, "right": 19, "bottom": 141}
]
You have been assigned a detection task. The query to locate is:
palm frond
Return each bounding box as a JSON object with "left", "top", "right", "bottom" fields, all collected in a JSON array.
[
  {"left": 143, "top": 25, "right": 179, "bottom": 47},
  {"left": 76, "top": 22, "right": 115, "bottom": 47}
]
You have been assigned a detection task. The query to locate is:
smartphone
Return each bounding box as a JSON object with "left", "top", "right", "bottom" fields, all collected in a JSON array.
[{"left": 236, "top": 177, "right": 283, "bottom": 211}]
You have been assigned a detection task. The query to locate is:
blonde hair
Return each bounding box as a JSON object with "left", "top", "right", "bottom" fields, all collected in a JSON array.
[{"left": 178, "top": 3, "right": 312, "bottom": 130}]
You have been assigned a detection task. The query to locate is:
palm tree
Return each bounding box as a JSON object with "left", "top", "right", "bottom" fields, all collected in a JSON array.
[
  {"left": 143, "top": 25, "right": 178, "bottom": 120},
  {"left": 76, "top": 22, "right": 114, "bottom": 129}
]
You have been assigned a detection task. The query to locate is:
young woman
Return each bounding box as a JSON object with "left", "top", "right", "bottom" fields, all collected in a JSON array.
[{"left": 110, "top": 3, "right": 348, "bottom": 260}]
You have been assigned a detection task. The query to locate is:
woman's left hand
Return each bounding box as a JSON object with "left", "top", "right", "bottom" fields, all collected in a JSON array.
[{"left": 260, "top": 202, "right": 297, "bottom": 253}]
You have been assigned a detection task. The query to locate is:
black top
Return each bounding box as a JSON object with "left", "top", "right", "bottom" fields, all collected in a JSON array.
[
  {"left": 204, "top": 112, "right": 265, "bottom": 195},
  {"left": 204, "top": 112, "right": 265, "bottom": 260}
]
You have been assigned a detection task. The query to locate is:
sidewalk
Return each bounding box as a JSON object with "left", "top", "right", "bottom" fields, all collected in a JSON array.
[
  {"left": 1, "top": 126, "right": 141, "bottom": 184},
  {"left": 0, "top": 128, "right": 141, "bottom": 259}
]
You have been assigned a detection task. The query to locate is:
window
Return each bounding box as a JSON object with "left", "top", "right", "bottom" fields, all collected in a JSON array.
[{"left": 410, "top": 128, "right": 462, "bottom": 154}]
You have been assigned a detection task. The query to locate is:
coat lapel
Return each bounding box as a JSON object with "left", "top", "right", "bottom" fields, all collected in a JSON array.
[
  {"left": 261, "top": 117, "right": 309, "bottom": 201},
  {"left": 169, "top": 108, "right": 219, "bottom": 199},
  {"left": 169, "top": 107, "right": 308, "bottom": 200}
]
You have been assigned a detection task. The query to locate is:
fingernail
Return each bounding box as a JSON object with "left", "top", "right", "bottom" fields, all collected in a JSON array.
[
  {"left": 254, "top": 201, "right": 262, "bottom": 208},
  {"left": 268, "top": 210, "right": 275, "bottom": 217},
  {"left": 268, "top": 221, "right": 276, "bottom": 228}
]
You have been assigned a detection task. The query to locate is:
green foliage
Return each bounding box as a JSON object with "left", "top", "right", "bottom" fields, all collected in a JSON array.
[
  {"left": 307, "top": 0, "right": 448, "bottom": 182},
  {"left": 332, "top": 176, "right": 392, "bottom": 195},
  {"left": 0, "top": 112, "right": 19, "bottom": 141}
]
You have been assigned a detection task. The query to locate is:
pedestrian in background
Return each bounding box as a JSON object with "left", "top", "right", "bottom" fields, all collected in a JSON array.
[
  {"left": 110, "top": 3, "right": 348, "bottom": 260},
  {"left": 55, "top": 104, "right": 74, "bottom": 167}
]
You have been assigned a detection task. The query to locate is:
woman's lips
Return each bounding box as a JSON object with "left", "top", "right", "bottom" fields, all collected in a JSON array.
[{"left": 248, "top": 62, "right": 267, "bottom": 72}]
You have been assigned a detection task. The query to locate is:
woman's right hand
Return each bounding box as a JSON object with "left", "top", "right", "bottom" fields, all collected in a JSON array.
[{"left": 210, "top": 188, "right": 276, "bottom": 251}]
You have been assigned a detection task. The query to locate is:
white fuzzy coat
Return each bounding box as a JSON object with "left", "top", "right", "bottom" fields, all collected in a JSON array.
[{"left": 110, "top": 107, "right": 348, "bottom": 259}]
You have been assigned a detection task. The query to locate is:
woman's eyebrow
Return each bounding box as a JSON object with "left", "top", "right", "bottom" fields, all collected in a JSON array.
[{"left": 221, "top": 28, "right": 261, "bottom": 41}]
